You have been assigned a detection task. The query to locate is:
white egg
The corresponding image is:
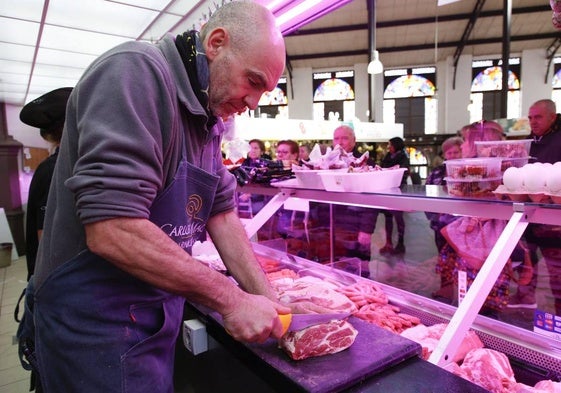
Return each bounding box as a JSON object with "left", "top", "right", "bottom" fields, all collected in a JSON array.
[
  {"left": 524, "top": 164, "right": 547, "bottom": 192},
  {"left": 503, "top": 167, "right": 523, "bottom": 191},
  {"left": 546, "top": 166, "right": 561, "bottom": 193}
]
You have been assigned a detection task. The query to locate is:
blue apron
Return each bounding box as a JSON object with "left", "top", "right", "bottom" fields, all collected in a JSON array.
[{"left": 34, "top": 160, "right": 219, "bottom": 393}]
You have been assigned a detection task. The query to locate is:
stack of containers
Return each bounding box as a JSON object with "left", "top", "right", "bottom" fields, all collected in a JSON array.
[
  {"left": 444, "top": 157, "right": 503, "bottom": 197},
  {"left": 474, "top": 139, "right": 532, "bottom": 174}
]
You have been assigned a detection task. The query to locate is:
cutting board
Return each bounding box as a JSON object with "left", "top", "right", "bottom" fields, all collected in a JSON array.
[{"left": 243, "top": 316, "right": 422, "bottom": 393}]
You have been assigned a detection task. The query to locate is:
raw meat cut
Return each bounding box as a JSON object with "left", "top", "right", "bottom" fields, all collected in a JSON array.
[
  {"left": 276, "top": 281, "right": 358, "bottom": 314},
  {"left": 280, "top": 320, "right": 358, "bottom": 360},
  {"left": 400, "top": 323, "right": 483, "bottom": 362},
  {"left": 459, "top": 348, "right": 516, "bottom": 393}
]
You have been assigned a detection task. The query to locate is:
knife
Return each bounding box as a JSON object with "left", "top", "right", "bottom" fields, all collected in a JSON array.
[{"left": 278, "top": 312, "right": 351, "bottom": 334}]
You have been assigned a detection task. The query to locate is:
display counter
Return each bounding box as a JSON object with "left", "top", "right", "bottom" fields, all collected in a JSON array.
[
  {"left": 184, "top": 244, "right": 489, "bottom": 392},
  {"left": 235, "top": 183, "right": 561, "bottom": 377}
]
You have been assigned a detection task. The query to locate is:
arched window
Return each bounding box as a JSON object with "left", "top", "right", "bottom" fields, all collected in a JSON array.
[
  {"left": 312, "top": 71, "right": 355, "bottom": 121},
  {"left": 383, "top": 70, "right": 437, "bottom": 136},
  {"left": 259, "top": 87, "right": 288, "bottom": 106},
  {"left": 469, "top": 62, "right": 521, "bottom": 123},
  {"left": 256, "top": 77, "right": 288, "bottom": 119}
]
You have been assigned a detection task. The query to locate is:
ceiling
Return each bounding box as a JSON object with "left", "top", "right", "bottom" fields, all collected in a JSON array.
[{"left": 1, "top": 0, "right": 559, "bottom": 107}]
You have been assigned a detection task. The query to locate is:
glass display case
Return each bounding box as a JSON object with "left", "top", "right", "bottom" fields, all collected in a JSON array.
[{"left": 238, "top": 182, "right": 561, "bottom": 376}]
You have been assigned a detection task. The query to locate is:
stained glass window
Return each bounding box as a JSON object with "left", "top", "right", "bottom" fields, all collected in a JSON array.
[
  {"left": 384, "top": 75, "right": 436, "bottom": 99},
  {"left": 313, "top": 78, "right": 355, "bottom": 101},
  {"left": 471, "top": 66, "right": 520, "bottom": 91},
  {"left": 258, "top": 87, "right": 288, "bottom": 106}
]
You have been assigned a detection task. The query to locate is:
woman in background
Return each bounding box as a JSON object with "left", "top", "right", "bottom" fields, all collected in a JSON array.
[
  {"left": 379, "top": 137, "right": 410, "bottom": 255},
  {"left": 437, "top": 120, "right": 508, "bottom": 316}
]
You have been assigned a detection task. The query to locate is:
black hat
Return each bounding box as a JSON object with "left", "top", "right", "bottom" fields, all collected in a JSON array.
[{"left": 20, "top": 87, "right": 73, "bottom": 132}]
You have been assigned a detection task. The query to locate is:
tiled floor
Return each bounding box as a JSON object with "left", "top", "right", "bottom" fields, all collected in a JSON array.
[{"left": 0, "top": 256, "right": 31, "bottom": 393}]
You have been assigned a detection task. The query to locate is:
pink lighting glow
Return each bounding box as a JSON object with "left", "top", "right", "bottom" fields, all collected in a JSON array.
[{"left": 258, "top": 0, "right": 353, "bottom": 35}]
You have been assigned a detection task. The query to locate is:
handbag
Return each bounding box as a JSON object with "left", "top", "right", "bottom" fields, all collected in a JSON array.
[{"left": 440, "top": 217, "right": 507, "bottom": 270}]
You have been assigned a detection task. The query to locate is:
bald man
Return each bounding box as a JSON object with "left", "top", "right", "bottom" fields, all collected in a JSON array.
[{"left": 29, "top": 3, "right": 294, "bottom": 391}]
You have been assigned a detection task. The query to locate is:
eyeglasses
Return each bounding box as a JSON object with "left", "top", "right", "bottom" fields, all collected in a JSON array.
[{"left": 276, "top": 150, "right": 290, "bottom": 154}]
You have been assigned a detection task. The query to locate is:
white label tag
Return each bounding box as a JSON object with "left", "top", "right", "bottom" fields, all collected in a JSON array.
[{"left": 458, "top": 270, "right": 467, "bottom": 305}]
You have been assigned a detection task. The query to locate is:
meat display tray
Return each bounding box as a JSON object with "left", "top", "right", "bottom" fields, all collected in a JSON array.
[{"left": 244, "top": 316, "right": 422, "bottom": 393}]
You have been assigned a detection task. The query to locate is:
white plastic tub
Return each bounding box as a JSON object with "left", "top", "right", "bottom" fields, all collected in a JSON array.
[
  {"left": 293, "top": 168, "right": 346, "bottom": 189},
  {"left": 318, "top": 168, "right": 407, "bottom": 193}
]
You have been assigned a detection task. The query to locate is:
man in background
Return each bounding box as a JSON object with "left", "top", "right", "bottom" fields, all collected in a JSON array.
[
  {"left": 19, "top": 87, "right": 72, "bottom": 281},
  {"left": 508, "top": 99, "right": 561, "bottom": 315},
  {"left": 311, "top": 125, "right": 377, "bottom": 270}
]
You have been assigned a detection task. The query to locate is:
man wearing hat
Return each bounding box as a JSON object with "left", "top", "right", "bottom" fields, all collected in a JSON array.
[{"left": 20, "top": 87, "right": 72, "bottom": 280}]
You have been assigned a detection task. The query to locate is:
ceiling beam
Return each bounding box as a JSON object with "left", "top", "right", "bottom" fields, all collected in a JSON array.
[
  {"left": 286, "top": 32, "right": 561, "bottom": 61},
  {"left": 286, "top": 5, "right": 551, "bottom": 37}
]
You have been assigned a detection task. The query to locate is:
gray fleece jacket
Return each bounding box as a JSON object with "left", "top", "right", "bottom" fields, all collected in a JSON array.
[{"left": 34, "top": 35, "right": 236, "bottom": 288}]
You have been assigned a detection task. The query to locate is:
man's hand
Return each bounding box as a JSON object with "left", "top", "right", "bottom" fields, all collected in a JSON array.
[{"left": 222, "top": 293, "right": 291, "bottom": 343}]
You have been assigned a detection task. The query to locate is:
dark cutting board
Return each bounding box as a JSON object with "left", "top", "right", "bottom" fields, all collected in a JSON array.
[{"left": 244, "top": 316, "right": 422, "bottom": 393}]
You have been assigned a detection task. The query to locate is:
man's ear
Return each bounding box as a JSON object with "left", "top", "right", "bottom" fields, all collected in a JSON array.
[{"left": 205, "top": 28, "right": 229, "bottom": 60}]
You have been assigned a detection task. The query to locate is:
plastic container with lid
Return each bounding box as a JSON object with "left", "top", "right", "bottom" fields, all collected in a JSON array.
[
  {"left": 475, "top": 139, "right": 532, "bottom": 158},
  {"left": 499, "top": 156, "right": 530, "bottom": 173},
  {"left": 445, "top": 157, "right": 502, "bottom": 180},
  {"left": 445, "top": 177, "right": 502, "bottom": 197}
]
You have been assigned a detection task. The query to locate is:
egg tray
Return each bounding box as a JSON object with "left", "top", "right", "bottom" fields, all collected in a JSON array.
[{"left": 493, "top": 185, "right": 561, "bottom": 204}]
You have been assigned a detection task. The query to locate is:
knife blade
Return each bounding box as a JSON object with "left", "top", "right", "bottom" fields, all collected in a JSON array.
[{"left": 279, "top": 312, "right": 351, "bottom": 334}]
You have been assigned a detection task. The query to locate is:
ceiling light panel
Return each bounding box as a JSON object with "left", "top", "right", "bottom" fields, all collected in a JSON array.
[
  {"left": 139, "top": 13, "right": 183, "bottom": 42},
  {"left": 40, "top": 25, "right": 133, "bottom": 55},
  {"left": 0, "top": 43, "right": 36, "bottom": 63},
  {"left": 112, "top": 0, "right": 173, "bottom": 10},
  {"left": 0, "top": 17, "right": 40, "bottom": 47},
  {"left": 0, "top": 0, "right": 44, "bottom": 21},
  {"left": 167, "top": 0, "right": 205, "bottom": 16},
  {"left": 36, "top": 47, "right": 97, "bottom": 69},
  {"left": 46, "top": 0, "right": 161, "bottom": 37}
]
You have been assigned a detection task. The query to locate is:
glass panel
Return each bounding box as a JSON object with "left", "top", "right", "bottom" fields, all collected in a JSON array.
[
  {"left": 424, "top": 96, "right": 437, "bottom": 134},
  {"left": 383, "top": 99, "right": 396, "bottom": 123},
  {"left": 507, "top": 90, "right": 521, "bottom": 120},
  {"left": 469, "top": 93, "right": 483, "bottom": 123},
  {"left": 552, "top": 69, "right": 561, "bottom": 89},
  {"left": 552, "top": 89, "right": 561, "bottom": 110},
  {"left": 313, "top": 102, "right": 325, "bottom": 121},
  {"left": 342, "top": 101, "right": 355, "bottom": 122}
]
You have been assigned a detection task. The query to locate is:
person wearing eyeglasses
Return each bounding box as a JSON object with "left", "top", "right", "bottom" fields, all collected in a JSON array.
[{"left": 275, "top": 139, "right": 299, "bottom": 166}]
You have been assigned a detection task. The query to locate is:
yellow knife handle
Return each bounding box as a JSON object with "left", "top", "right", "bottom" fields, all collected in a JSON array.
[{"left": 278, "top": 313, "right": 292, "bottom": 335}]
